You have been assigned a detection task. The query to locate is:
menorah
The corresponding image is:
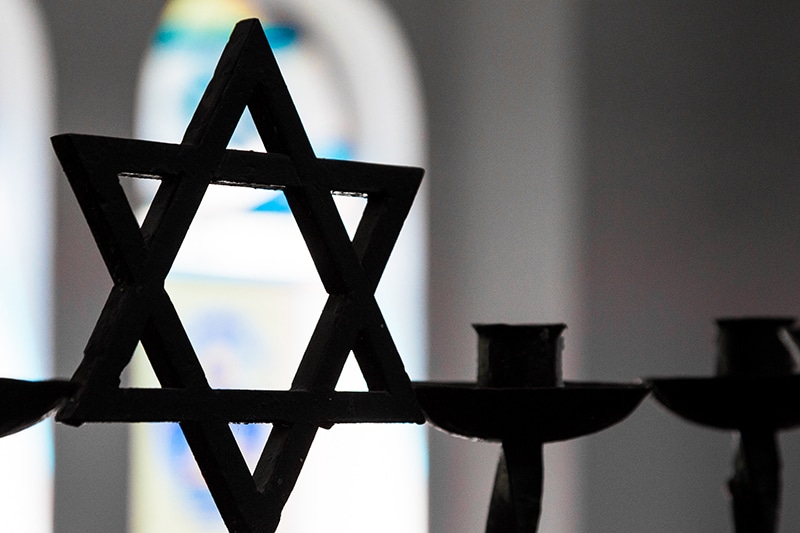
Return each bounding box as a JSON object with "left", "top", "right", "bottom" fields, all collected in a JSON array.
[{"left": 1, "top": 18, "right": 797, "bottom": 533}]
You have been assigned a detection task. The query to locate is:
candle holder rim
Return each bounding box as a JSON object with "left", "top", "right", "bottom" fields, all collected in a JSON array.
[
  {"left": 715, "top": 316, "right": 796, "bottom": 328},
  {"left": 472, "top": 323, "right": 567, "bottom": 334},
  {"left": 411, "top": 380, "right": 649, "bottom": 442},
  {"left": 649, "top": 374, "right": 800, "bottom": 431}
]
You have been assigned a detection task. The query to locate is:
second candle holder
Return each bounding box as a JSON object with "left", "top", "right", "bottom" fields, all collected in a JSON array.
[{"left": 413, "top": 323, "right": 649, "bottom": 532}]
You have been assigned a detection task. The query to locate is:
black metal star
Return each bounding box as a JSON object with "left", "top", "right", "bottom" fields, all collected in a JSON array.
[{"left": 51, "top": 18, "right": 423, "bottom": 532}]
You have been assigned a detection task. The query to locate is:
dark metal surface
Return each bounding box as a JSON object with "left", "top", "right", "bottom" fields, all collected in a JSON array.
[
  {"left": 475, "top": 323, "right": 565, "bottom": 388},
  {"left": 729, "top": 430, "right": 780, "bottom": 533},
  {"left": 48, "top": 18, "right": 423, "bottom": 533},
  {"left": 650, "top": 375, "right": 800, "bottom": 431},
  {"left": 650, "top": 317, "right": 800, "bottom": 533},
  {"left": 416, "top": 324, "right": 649, "bottom": 532},
  {"left": 486, "top": 439, "right": 544, "bottom": 533},
  {"left": 0, "top": 378, "right": 77, "bottom": 438},
  {"left": 413, "top": 381, "right": 649, "bottom": 443}
]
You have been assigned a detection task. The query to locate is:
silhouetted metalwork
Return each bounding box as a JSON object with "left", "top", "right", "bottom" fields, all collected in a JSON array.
[
  {"left": 0, "top": 378, "right": 76, "bottom": 438},
  {"left": 651, "top": 317, "right": 800, "bottom": 533},
  {"left": 48, "top": 18, "right": 423, "bottom": 532},
  {"left": 0, "top": 14, "right": 795, "bottom": 533},
  {"left": 414, "top": 324, "right": 649, "bottom": 532}
]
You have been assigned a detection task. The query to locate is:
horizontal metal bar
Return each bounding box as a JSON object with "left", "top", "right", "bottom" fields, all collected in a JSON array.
[{"left": 61, "top": 388, "right": 421, "bottom": 425}]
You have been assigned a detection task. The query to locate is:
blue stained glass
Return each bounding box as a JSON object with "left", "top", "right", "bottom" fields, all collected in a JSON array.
[
  {"left": 249, "top": 140, "right": 352, "bottom": 213},
  {"left": 253, "top": 193, "right": 291, "bottom": 213},
  {"left": 319, "top": 140, "right": 353, "bottom": 161},
  {"left": 152, "top": 26, "right": 231, "bottom": 50},
  {"left": 165, "top": 423, "right": 219, "bottom": 516},
  {"left": 154, "top": 23, "right": 298, "bottom": 51},
  {"left": 264, "top": 25, "right": 299, "bottom": 49},
  {"left": 183, "top": 73, "right": 213, "bottom": 121}
]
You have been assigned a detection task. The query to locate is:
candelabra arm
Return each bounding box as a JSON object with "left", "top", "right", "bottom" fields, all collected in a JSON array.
[
  {"left": 729, "top": 429, "right": 780, "bottom": 533},
  {"left": 486, "top": 438, "right": 544, "bottom": 533}
]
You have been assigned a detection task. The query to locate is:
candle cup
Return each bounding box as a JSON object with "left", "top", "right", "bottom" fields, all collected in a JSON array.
[
  {"left": 474, "top": 323, "right": 566, "bottom": 389},
  {"left": 715, "top": 317, "right": 797, "bottom": 378}
]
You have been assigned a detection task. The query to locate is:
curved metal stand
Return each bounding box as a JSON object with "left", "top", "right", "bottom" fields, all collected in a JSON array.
[
  {"left": 651, "top": 317, "right": 800, "bottom": 533},
  {"left": 415, "top": 323, "right": 649, "bottom": 532}
]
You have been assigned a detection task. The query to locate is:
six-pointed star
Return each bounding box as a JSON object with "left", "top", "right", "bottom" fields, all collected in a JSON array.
[{"left": 52, "top": 18, "right": 423, "bottom": 532}]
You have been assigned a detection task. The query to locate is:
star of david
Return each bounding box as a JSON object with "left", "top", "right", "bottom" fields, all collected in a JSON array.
[{"left": 52, "top": 18, "right": 423, "bottom": 532}]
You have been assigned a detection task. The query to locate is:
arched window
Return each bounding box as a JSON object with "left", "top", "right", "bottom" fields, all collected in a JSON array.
[
  {"left": 132, "top": 1, "right": 427, "bottom": 531},
  {"left": 0, "top": 1, "right": 54, "bottom": 531}
]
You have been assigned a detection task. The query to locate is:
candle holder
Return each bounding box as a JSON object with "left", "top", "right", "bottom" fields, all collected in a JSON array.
[
  {"left": 413, "top": 324, "right": 649, "bottom": 532},
  {"left": 650, "top": 317, "right": 800, "bottom": 533},
  {"left": 0, "top": 378, "right": 76, "bottom": 438}
]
